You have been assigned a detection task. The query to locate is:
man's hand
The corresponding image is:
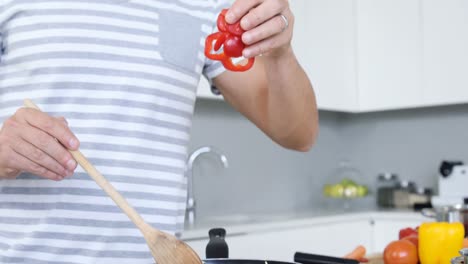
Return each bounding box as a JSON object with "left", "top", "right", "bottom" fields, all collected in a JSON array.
[
  {"left": 225, "top": 0, "right": 293, "bottom": 59},
  {"left": 0, "top": 108, "right": 79, "bottom": 180}
]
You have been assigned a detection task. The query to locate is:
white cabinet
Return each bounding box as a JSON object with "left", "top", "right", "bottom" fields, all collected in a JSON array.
[
  {"left": 187, "top": 220, "right": 372, "bottom": 261},
  {"left": 226, "top": 220, "right": 372, "bottom": 261},
  {"left": 291, "top": 0, "right": 357, "bottom": 112},
  {"left": 291, "top": 0, "right": 422, "bottom": 112},
  {"left": 371, "top": 218, "right": 424, "bottom": 253},
  {"left": 422, "top": 0, "right": 468, "bottom": 106},
  {"left": 185, "top": 212, "right": 429, "bottom": 260},
  {"left": 293, "top": 0, "right": 468, "bottom": 112},
  {"left": 184, "top": 238, "right": 210, "bottom": 258},
  {"left": 357, "top": 0, "right": 422, "bottom": 111},
  {"left": 200, "top": 1, "right": 468, "bottom": 111}
]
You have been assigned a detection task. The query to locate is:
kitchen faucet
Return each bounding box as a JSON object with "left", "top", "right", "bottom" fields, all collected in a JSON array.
[{"left": 185, "top": 146, "right": 228, "bottom": 228}]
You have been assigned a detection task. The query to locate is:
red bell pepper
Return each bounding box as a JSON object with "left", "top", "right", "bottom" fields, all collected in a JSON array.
[
  {"left": 399, "top": 227, "right": 418, "bottom": 240},
  {"left": 204, "top": 9, "right": 255, "bottom": 72}
]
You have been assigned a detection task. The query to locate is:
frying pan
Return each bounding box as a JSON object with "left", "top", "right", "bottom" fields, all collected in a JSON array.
[
  {"left": 203, "top": 259, "right": 296, "bottom": 264},
  {"left": 202, "top": 252, "right": 359, "bottom": 264}
]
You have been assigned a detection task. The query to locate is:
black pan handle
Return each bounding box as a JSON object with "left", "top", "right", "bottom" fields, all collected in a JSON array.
[
  {"left": 206, "top": 228, "right": 229, "bottom": 259},
  {"left": 294, "top": 252, "right": 359, "bottom": 264}
]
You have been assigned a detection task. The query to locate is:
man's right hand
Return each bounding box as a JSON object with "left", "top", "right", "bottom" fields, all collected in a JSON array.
[{"left": 0, "top": 107, "right": 79, "bottom": 180}]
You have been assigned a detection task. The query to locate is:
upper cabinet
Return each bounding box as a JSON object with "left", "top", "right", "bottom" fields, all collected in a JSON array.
[
  {"left": 357, "top": 0, "right": 422, "bottom": 112},
  {"left": 199, "top": 1, "right": 468, "bottom": 113},
  {"left": 422, "top": 0, "right": 468, "bottom": 106},
  {"left": 290, "top": 0, "right": 357, "bottom": 112},
  {"left": 291, "top": 0, "right": 468, "bottom": 112}
]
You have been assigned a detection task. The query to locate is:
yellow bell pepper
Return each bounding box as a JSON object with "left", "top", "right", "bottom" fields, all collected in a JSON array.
[{"left": 419, "top": 222, "right": 465, "bottom": 264}]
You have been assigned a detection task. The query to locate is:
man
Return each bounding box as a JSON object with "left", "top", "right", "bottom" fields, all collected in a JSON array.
[{"left": 0, "top": 0, "right": 318, "bottom": 263}]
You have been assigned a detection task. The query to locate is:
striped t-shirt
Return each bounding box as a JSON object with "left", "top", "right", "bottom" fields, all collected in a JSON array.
[{"left": 0, "top": 1, "right": 229, "bottom": 263}]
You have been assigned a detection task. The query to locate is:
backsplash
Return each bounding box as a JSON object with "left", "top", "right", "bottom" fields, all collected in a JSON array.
[
  {"left": 341, "top": 104, "right": 468, "bottom": 193},
  {"left": 189, "top": 98, "right": 468, "bottom": 219}
]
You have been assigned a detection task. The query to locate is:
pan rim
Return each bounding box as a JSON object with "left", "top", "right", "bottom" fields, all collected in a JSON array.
[{"left": 202, "top": 258, "right": 299, "bottom": 264}]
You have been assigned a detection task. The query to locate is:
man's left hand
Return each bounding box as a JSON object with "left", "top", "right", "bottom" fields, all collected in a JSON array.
[{"left": 224, "top": 0, "right": 293, "bottom": 59}]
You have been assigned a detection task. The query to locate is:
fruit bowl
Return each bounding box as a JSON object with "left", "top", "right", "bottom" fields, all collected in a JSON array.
[{"left": 322, "top": 178, "right": 369, "bottom": 199}]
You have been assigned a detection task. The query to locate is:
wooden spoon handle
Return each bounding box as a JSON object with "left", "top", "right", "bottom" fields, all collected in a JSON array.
[{"left": 23, "top": 99, "right": 150, "bottom": 232}]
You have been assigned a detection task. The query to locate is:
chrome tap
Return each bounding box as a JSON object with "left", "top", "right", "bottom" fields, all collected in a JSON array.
[{"left": 185, "top": 146, "right": 228, "bottom": 228}]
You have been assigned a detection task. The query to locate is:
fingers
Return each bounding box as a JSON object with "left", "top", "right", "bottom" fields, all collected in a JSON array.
[
  {"left": 0, "top": 109, "right": 78, "bottom": 180},
  {"left": 15, "top": 138, "right": 66, "bottom": 177},
  {"left": 225, "top": 0, "right": 262, "bottom": 24},
  {"left": 242, "top": 13, "right": 288, "bottom": 46},
  {"left": 56, "top": 116, "right": 68, "bottom": 125},
  {"left": 240, "top": 0, "right": 288, "bottom": 31},
  {"left": 0, "top": 167, "right": 21, "bottom": 179},
  {"left": 7, "top": 148, "right": 64, "bottom": 181},
  {"left": 226, "top": 0, "right": 293, "bottom": 58},
  {"left": 15, "top": 122, "right": 75, "bottom": 177},
  {"left": 243, "top": 15, "right": 293, "bottom": 58},
  {"left": 15, "top": 108, "right": 79, "bottom": 150},
  {"left": 15, "top": 109, "right": 78, "bottom": 172}
]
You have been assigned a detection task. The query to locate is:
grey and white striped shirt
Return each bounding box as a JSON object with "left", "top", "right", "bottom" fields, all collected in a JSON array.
[{"left": 0, "top": 0, "right": 229, "bottom": 263}]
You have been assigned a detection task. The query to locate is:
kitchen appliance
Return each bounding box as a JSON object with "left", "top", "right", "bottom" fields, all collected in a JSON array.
[
  {"left": 393, "top": 183, "right": 432, "bottom": 209},
  {"left": 431, "top": 161, "right": 468, "bottom": 207},
  {"left": 421, "top": 161, "right": 468, "bottom": 236},
  {"left": 422, "top": 204, "right": 468, "bottom": 223},
  {"left": 376, "top": 173, "right": 399, "bottom": 208},
  {"left": 451, "top": 248, "right": 468, "bottom": 264},
  {"left": 422, "top": 204, "right": 468, "bottom": 236},
  {"left": 376, "top": 173, "right": 431, "bottom": 209}
]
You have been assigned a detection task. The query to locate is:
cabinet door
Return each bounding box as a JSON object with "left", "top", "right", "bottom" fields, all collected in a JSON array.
[
  {"left": 185, "top": 221, "right": 370, "bottom": 262},
  {"left": 186, "top": 238, "right": 210, "bottom": 258},
  {"left": 422, "top": 0, "right": 468, "bottom": 106},
  {"left": 291, "top": 0, "right": 358, "bottom": 112},
  {"left": 371, "top": 218, "right": 425, "bottom": 253},
  {"left": 357, "top": 0, "right": 423, "bottom": 111}
]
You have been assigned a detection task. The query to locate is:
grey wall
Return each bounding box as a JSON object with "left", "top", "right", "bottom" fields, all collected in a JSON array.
[
  {"left": 341, "top": 104, "right": 468, "bottom": 192},
  {"left": 189, "top": 99, "right": 468, "bottom": 220},
  {"left": 189, "top": 99, "right": 343, "bottom": 218}
]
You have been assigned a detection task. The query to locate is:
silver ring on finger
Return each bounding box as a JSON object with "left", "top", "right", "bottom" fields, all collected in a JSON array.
[{"left": 279, "top": 14, "right": 289, "bottom": 32}]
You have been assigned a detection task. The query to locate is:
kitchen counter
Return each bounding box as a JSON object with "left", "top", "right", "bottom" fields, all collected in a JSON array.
[
  {"left": 181, "top": 208, "right": 428, "bottom": 241},
  {"left": 181, "top": 208, "right": 429, "bottom": 259}
]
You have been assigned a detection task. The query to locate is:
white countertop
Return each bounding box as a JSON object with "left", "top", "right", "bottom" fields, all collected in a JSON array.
[{"left": 181, "top": 209, "right": 429, "bottom": 241}]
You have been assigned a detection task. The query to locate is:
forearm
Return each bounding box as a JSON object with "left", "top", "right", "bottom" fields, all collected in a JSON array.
[
  {"left": 261, "top": 47, "right": 318, "bottom": 151},
  {"left": 215, "top": 47, "right": 318, "bottom": 151}
]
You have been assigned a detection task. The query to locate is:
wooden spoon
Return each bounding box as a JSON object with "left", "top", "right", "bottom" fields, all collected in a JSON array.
[{"left": 24, "top": 99, "right": 203, "bottom": 264}]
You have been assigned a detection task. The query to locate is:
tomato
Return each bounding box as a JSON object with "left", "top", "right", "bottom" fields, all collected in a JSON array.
[
  {"left": 399, "top": 227, "right": 418, "bottom": 240},
  {"left": 402, "top": 234, "right": 418, "bottom": 248},
  {"left": 223, "top": 35, "right": 245, "bottom": 58},
  {"left": 383, "top": 240, "right": 418, "bottom": 264}
]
